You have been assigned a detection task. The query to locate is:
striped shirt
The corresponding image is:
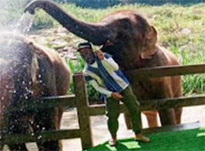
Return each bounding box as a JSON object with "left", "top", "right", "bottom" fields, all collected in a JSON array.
[{"left": 83, "top": 53, "right": 130, "bottom": 98}]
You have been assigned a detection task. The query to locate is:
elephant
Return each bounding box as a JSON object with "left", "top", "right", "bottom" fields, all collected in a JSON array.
[
  {"left": 0, "top": 33, "right": 70, "bottom": 151},
  {"left": 25, "top": 0, "right": 182, "bottom": 128}
]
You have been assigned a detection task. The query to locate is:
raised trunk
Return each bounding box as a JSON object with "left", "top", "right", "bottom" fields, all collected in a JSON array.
[{"left": 25, "top": 0, "right": 111, "bottom": 45}]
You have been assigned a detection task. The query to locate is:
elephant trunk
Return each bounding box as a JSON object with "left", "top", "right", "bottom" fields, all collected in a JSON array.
[{"left": 25, "top": 0, "right": 111, "bottom": 45}]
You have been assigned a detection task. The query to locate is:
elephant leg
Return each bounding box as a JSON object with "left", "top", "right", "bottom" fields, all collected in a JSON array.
[
  {"left": 5, "top": 112, "right": 29, "bottom": 151},
  {"left": 8, "top": 144, "right": 27, "bottom": 151},
  {"left": 143, "top": 111, "right": 159, "bottom": 128},
  {"left": 54, "top": 107, "right": 63, "bottom": 151},
  {"left": 173, "top": 87, "right": 183, "bottom": 124},
  {"left": 156, "top": 78, "right": 177, "bottom": 126},
  {"left": 0, "top": 144, "right": 4, "bottom": 151},
  {"left": 175, "top": 108, "right": 182, "bottom": 124},
  {"left": 33, "top": 109, "right": 61, "bottom": 151},
  {"left": 158, "top": 108, "right": 177, "bottom": 126},
  {"left": 37, "top": 141, "right": 59, "bottom": 151},
  {"left": 172, "top": 76, "right": 183, "bottom": 124}
]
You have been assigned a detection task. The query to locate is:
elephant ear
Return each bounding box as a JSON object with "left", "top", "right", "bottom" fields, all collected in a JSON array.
[{"left": 140, "top": 26, "right": 157, "bottom": 59}]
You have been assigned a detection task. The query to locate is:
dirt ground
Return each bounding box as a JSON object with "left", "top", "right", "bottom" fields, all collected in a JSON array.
[{"left": 2, "top": 105, "right": 204, "bottom": 151}]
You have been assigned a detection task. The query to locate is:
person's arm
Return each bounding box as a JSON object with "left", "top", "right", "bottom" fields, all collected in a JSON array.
[
  {"left": 90, "top": 80, "right": 123, "bottom": 100},
  {"left": 89, "top": 80, "right": 112, "bottom": 97},
  {"left": 84, "top": 69, "right": 123, "bottom": 99},
  {"left": 96, "top": 51, "right": 119, "bottom": 71},
  {"left": 84, "top": 71, "right": 112, "bottom": 97},
  {"left": 103, "top": 56, "right": 119, "bottom": 71}
]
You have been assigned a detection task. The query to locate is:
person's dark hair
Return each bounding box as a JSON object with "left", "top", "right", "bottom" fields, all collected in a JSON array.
[{"left": 77, "top": 42, "right": 92, "bottom": 52}]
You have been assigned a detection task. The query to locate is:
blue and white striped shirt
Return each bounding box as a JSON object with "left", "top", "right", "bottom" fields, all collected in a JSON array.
[{"left": 84, "top": 53, "right": 130, "bottom": 98}]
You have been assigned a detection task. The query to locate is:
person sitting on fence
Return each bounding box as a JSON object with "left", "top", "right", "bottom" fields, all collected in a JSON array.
[{"left": 77, "top": 41, "right": 150, "bottom": 146}]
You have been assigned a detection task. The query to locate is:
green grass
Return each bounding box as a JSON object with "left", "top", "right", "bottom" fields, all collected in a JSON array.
[
  {"left": 6, "top": 2, "right": 204, "bottom": 95},
  {"left": 51, "top": 3, "right": 205, "bottom": 95},
  {"left": 52, "top": 3, "right": 205, "bottom": 95},
  {"left": 86, "top": 127, "right": 205, "bottom": 151}
]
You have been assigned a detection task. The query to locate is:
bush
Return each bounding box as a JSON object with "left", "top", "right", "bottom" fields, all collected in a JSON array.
[
  {"left": 32, "top": 10, "right": 56, "bottom": 30},
  {"left": 34, "top": 2, "right": 205, "bottom": 96}
]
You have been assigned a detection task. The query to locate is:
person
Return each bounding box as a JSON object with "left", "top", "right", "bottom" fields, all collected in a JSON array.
[{"left": 77, "top": 41, "right": 150, "bottom": 146}]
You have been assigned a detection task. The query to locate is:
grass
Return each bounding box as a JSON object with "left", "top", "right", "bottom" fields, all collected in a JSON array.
[
  {"left": 86, "top": 127, "right": 205, "bottom": 151},
  {"left": 2, "top": 2, "right": 205, "bottom": 95},
  {"left": 50, "top": 3, "right": 205, "bottom": 95}
]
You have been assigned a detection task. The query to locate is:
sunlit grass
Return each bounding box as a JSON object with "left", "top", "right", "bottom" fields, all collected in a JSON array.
[
  {"left": 48, "top": 3, "right": 205, "bottom": 95},
  {"left": 2, "top": 2, "right": 205, "bottom": 95},
  {"left": 87, "top": 128, "right": 205, "bottom": 151}
]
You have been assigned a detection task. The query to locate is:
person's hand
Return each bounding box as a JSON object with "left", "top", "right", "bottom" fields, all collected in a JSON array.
[
  {"left": 111, "top": 92, "right": 123, "bottom": 100},
  {"left": 96, "top": 50, "right": 104, "bottom": 60}
]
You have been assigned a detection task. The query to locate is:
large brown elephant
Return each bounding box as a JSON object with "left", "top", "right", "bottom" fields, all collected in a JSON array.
[
  {"left": 25, "top": 0, "right": 182, "bottom": 127},
  {"left": 0, "top": 33, "right": 70, "bottom": 151}
]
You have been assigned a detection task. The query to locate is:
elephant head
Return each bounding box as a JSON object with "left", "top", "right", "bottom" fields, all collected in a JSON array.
[
  {"left": 25, "top": 0, "right": 182, "bottom": 128},
  {"left": 25, "top": 0, "right": 157, "bottom": 70}
]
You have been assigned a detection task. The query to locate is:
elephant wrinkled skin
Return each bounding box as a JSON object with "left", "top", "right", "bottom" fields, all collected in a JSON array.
[
  {"left": 0, "top": 33, "right": 70, "bottom": 151},
  {"left": 25, "top": 0, "right": 182, "bottom": 128}
]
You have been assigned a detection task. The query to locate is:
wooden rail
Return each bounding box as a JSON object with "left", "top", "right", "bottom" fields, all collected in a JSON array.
[
  {"left": 1, "top": 64, "right": 205, "bottom": 150},
  {"left": 0, "top": 73, "right": 93, "bottom": 149},
  {"left": 6, "top": 95, "right": 76, "bottom": 113},
  {"left": 88, "top": 95, "right": 205, "bottom": 116},
  {"left": 128, "top": 63, "right": 205, "bottom": 78},
  {"left": 0, "top": 129, "right": 80, "bottom": 144}
]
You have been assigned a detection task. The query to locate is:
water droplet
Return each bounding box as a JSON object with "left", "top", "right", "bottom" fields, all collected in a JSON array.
[{"left": 37, "top": 135, "right": 42, "bottom": 140}]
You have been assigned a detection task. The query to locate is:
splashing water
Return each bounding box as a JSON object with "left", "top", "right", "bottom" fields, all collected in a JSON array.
[
  {"left": 0, "top": 0, "right": 34, "bottom": 35},
  {"left": 15, "top": 13, "right": 34, "bottom": 34},
  {"left": 0, "top": 0, "right": 35, "bottom": 77},
  {"left": 0, "top": 1, "right": 37, "bottom": 142},
  {"left": 0, "top": 0, "right": 35, "bottom": 48},
  {"left": 0, "top": 1, "right": 35, "bottom": 101},
  {"left": 4, "top": 13, "right": 34, "bottom": 51},
  {"left": 0, "top": 0, "right": 31, "bottom": 30}
]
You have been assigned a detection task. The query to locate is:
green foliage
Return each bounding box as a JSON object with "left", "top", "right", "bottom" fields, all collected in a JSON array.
[
  {"left": 183, "top": 74, "right": 205, "bottom": 95},
  {"left": 65, "top": 54, "right": 84, "bottom": 94},
  {"left": 52, "top": 0, "right": 205, "bottom": 8},
  {"left": 31, "top": 4, "right": 106, "bottom": 30},
  {"left": 50, "top": 3, "right": 205, "bottom": 96},
  {"left": 32, "top": 10, "right": 56, "bottom": 29},
  {"left": 0, "top": 0, "right": 29, "bottom": 28},
  {"left": 1, "top": 0, "right": 204, "bottom": 97},
  {"left": 2, "top": 1, "right": 203, "bottom": 96},
  {"left": 65, "top": 55, "right": 101, "bottom": 99}
]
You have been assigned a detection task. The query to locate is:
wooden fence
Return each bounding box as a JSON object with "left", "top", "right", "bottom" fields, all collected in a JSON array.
[{"left": 1, "top": 64, "right": 205, "bottom": 150}]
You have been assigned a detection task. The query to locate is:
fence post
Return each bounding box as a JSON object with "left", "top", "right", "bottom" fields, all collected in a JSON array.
[{"left": 73, "top": 73, "right": 93, "bottom": 149}]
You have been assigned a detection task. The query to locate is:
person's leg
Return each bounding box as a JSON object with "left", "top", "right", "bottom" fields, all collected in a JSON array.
[
  {"left": 106, "top": 97, "right": 120, "bottom": 145},
  {"left": 121, "top": 86, "right": 150, "bottom": 142},
  {"left": 121, "top": 86, "right": 141, "bottom": 133}
]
